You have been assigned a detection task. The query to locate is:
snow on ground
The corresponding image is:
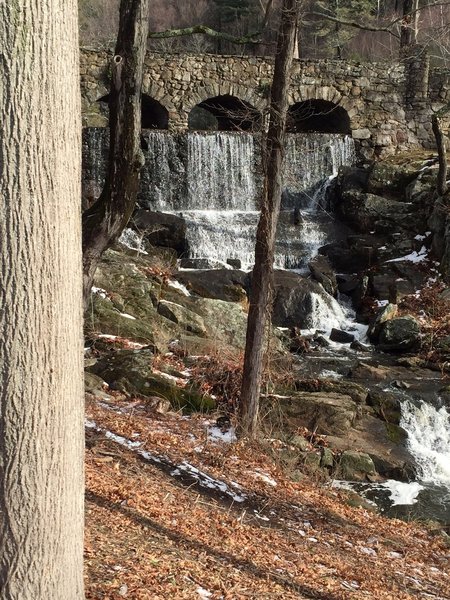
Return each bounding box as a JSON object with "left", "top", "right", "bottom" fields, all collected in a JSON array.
[
  {"left": 86, "top": 418, "right": 246, "bottom": 503},
  {"left": 167, "top": 279, "right": 191, "bottom": 296},
  {"left": 386, "top": 245, "right": 428, "bottom": 264},
  {"left": 207, "top": 424, "right": 237, "bottom": 444}
]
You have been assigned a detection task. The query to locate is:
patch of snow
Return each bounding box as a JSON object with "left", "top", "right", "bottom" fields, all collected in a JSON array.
[
  {"left": 118, "top": 228, "right": 148, "bottom": 254},
  {"left": 253, "top": 511, "right": 270, "bottom": 521},
  {"left": 175, "top": 460, "right": 246, "bottom": 502},
  {"left": 119, "top": 312, "right": 136, "bottom": 320},
  {"left": 207, "top": 425, "right": 237, "bottom": 444},
  {"left": 153, "top": 369, "right": 184, "bottom": 385},
  {"left": 380, "top": 480, "right": 424, "bottom": 506},
  {"left": 386, "top": 246, "right": 428, "bottom": 264},
  {"left": 92, "top": 286, "right": 108, "bottom": 299},
  {"left": 320, "top": 369, "right": 343, "bottom": 380},
  {"left": 360, "top": 546, "right": 377, "bottom": 556},
  {"left": 388, "top": 551, "right": 403, "bottom": 559},
  {"left": 98, "top": 334, "right": 118, "bottom": 340},
  {"left": 167, "top": 279, "right": 191, "bottom": 296},
  {"left": 250, "top": 470, "right": 277, "bottom": 487},
  {"left": 196, "top": 586, "right": 212, "bottom": 599}
]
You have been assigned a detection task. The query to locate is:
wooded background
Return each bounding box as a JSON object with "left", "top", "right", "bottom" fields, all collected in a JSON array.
[{"left": 79, "top": 0, "right": 450, "bottom": 64}]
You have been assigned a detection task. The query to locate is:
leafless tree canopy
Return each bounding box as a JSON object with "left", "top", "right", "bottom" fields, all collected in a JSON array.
[{"left": 79, "top": 0, "right": 450, "bottom": 64}]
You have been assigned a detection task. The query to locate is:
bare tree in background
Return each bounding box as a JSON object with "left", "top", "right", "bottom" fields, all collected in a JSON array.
[
  {"left": 239, "top": 0, "right": 300, "bottom": 436},
  {"left": 82, "top": 0, "right": 150, "bottom": 308}
]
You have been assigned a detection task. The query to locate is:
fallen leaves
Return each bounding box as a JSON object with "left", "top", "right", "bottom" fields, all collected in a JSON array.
[{"left": 85, "top": 397, "right": 450, "bottom": 600}]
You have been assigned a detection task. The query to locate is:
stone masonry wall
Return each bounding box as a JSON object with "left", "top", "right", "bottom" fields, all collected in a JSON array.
[{"left": 80, "top": 48, "right": 450, "bottom": 158}]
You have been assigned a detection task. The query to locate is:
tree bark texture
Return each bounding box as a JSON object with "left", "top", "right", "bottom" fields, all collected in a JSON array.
[
  {"left": 239, "top": 0, "right": 299, "bottom": 436},
  {"left": 82, "top": 0, "right": 150, "bottom": 308},
  {"left": 400, "top": 0, "right": 415, "bottom": 47},
  {"left": 432, "top": 111, "right": 449, "bottom": 196},
  {"left": 0, "top": 1, "right": 84, "bottom": 598}
]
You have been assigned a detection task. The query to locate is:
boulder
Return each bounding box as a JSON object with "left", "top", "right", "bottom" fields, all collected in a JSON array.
[
  {"left": 339, "top": 191, "right": 420, "bottom": 234},
  {"left": 157, "top": 300, "right": 207, "bottom": 336},
  {"left": 271, "top": 270, "right": 337, "bottom": 329},
  {"left": 367, "top": 161, "right": 421, "bottom": 196},
  {"left": 338, "top": 451, "right": 378, "bottom": 481},
  {"left": 278, "top": 392, "right": 358, "bottom": 437},
  {"left": 308, "top": 255, "right": 337, "bottom": 296},
  {"left": 367, "top": 303, "right": 398, "bottom": 342},
  {"left": 330, "top": 328, "right": 355, "bottom": 344},
  {"left": 377, "top": 316, "right": 421, "bottom": 352},
  {"left": 88, "top": 348, "right": 215, "bottom": 412},
  {"left": 176, "top": 269, "right": 249, "bottom": 302},
  {"left": 133, "top": 209, "right": 187, "bottom": 255},
  {"left": 367, "top": 390, "right": 401, "bottom": 425}
]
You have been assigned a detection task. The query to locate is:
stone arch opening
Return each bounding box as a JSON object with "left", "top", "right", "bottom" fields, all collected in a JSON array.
[
  {"left": 189, "top": 95, "right": 262, "bottom": 132},
  {"left": 98, "top": 93, "right": 169, "bottom": 129},
  {"left": 287, "top": 100, "right": 351, "bottom": 134}
]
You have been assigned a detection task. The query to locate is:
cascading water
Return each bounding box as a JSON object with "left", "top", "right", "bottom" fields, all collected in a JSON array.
[
  {"left": 400, "top": 399, "right": 450, "bottom": 486},
  {"left": 82, "top": 128, "right": 356, "bottom": 270},
  {"left": 165, "top": 131, "right": 354, "bottom": 269}
]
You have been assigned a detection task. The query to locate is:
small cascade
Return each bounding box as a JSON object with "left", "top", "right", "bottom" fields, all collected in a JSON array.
[
  {"left": 186, "top": 132, "right": 258, "bottom": 211},
  {"left": 400, "top": 399, "right": 450, "bottom": 486},
  {"left": 82, "top": 128, "right": 108, "bottom": 202},
  {"left": 283, "top": 133, "right": 356, "bottom": 209}
]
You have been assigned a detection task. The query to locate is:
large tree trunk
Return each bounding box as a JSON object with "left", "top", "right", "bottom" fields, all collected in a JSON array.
[
  {"left": 0, "top": 1, "right": 84, "bottom": 598},
  {"left": 239, "top": 0, "right": 299, "bottom": 436},
  {"left": 82, "top": 0, "right": 150, "bottom": 309}
]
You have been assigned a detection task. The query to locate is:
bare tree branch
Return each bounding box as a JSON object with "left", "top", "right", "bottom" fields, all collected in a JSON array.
[
  {"left": 307, "top": 11, "right": 400, "bottom": 38},
  {"left": 148, "top": 24, "right": 263, "bottom": 45},
  {"left": 308, "top": 1, "right": 450, "bottom": 41}
]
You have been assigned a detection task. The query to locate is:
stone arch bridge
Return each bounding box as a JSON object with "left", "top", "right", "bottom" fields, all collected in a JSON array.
[{"left": 80, "top": 48, "right": 450, "bottom": 156}]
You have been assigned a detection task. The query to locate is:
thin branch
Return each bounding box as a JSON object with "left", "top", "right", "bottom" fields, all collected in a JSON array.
[
  {"left": 308, "top": 11, "right": 400, "bottom": 38},
  {"left": 148, "top": 25, "right": 263, "bottom": 45},
  {"left": 308, "top": 1, "right": 450, "bottom": 40}
]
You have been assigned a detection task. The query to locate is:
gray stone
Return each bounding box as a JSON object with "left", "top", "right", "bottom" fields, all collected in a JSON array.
[
  {"left": 378, "top": 316, "right": 421, "bottom": 352},
  {"left": 338, "top": 451, "right": 377, "bottom": 481}
]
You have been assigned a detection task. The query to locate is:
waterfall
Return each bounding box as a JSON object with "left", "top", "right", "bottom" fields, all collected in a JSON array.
[
  {"left": 187, "top": 132, "right": 258, "bottom": 211},
  {"left": 400, "top": 399, "right": 450, "bottom": 486},
  {"left": 82, "top": 128, "right": 356, "bottom": 270},
  {"left": 283, "top": 134, "right": 356, "bottom": 209}
]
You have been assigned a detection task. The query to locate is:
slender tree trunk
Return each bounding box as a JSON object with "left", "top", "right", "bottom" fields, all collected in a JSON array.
[
  {"left": 0, "top": 1, "right": 84, "bottom": 598},
  {"left": 432, "top": 112, "right": 449, "bottom": 196},
  {"left": 82, "top": 0, "right": 150, "bottom": 309},
  {"left": 400, "top": 0, "right": 415, "bottom": 47},
  {"left": 239, "top": 0, "right": 299, "bottom": 436}
]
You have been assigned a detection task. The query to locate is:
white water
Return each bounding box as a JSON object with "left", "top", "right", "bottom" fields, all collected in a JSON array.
[
  {"left": 301, "top": 292, "right": 368, "bottom": 341},
  {"left": 83, "top": 129, "right": 356, "bottom": 270},
  {"left": 179, "top": 132, "right": 355, "bottom": 268},
  {"left": 400, "top": 399, "right": 450, "bottom": 486},
  {"left": 187, "top": 132, "right": 258, "bottom": 211}
]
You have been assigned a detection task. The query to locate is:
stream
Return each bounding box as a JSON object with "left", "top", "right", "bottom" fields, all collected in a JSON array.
[{"left": 84, "top": 127, "right": 450, "bottom": 525}]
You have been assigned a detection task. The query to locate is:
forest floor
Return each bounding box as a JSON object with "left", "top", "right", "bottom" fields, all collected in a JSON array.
[{"left": 84, "top": 395, "right": 449, "bottom": 600}]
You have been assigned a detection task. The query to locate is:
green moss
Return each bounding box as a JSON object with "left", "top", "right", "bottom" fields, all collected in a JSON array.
[{"left": 385, "top": 422, "right": 408, "bottom": 444}]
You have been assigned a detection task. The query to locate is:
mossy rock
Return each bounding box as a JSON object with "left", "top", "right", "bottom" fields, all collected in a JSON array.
[
  {"left": 367, "top": 391, "right": 401, "bottom": 424},
  {"left": 294, "top": 378, "right": 368, "bottom": 404},
  {"left": 88, "top": 348, "right": 215, "bottom": 412},
  {"left": 86, "top": 294, "right": 162, "bottom": 346},
  {"left": 337, "top": 450, "right": 377, "bottom": 481},
  {"left": 385, "top": 422, "right": 408, "bottom": 444},
  {"left": 368, "top": 162, "right": 422, "bottom": 197}
]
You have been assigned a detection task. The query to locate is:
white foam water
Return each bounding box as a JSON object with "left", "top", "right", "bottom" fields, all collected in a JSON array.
[{"left": 400, "top": 399, "right": 450, "bottom": 486}]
